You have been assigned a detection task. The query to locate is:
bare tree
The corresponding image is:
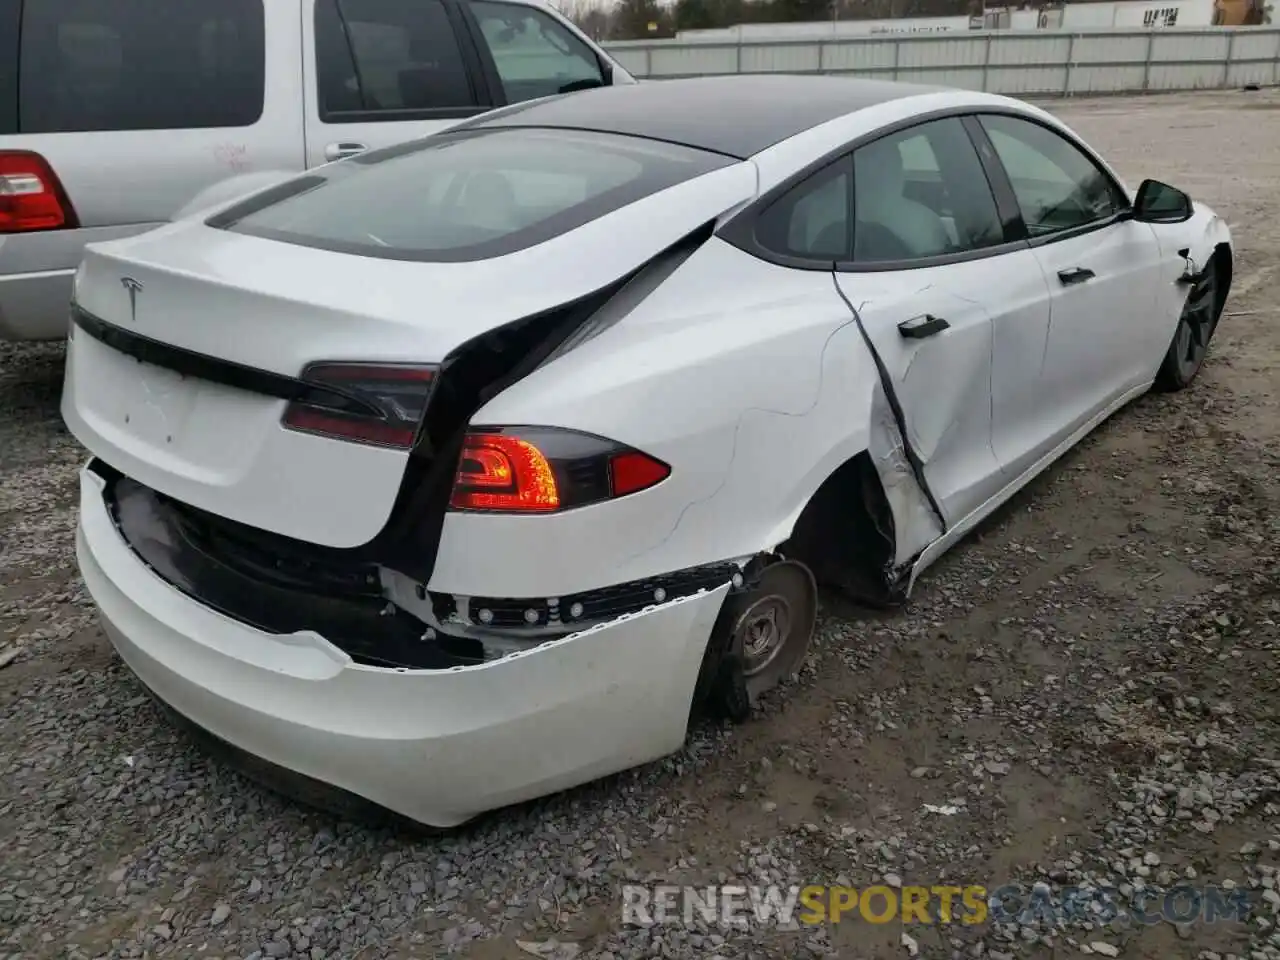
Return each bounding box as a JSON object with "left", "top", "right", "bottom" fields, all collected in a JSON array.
[{"left": 559, "top": 0, "right": 615, "bottom": 37}]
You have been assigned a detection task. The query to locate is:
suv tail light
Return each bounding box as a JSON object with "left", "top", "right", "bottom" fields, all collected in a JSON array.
[
  {"left": 0, "top": 151, "right": 79, "bottom": 233},
  {"left": 450, "top": 427, "right": 670, "bottom": 514},
  {"left": 282, "top": 362, "right": 437, "bottom": 449}
]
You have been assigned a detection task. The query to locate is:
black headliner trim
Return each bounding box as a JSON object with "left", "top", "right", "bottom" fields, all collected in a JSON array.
[{"left": 458, "top": 75, "right": 946, "bottom": 160}]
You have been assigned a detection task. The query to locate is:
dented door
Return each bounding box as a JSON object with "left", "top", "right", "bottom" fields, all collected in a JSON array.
[{"left": 835, "top": 248, "right": 1052, "bottom": 529}]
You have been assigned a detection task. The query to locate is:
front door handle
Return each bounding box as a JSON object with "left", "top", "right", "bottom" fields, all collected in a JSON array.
[
  {"left": 898, "top": 313, "right": 950, "bottom": 339},
  {"left": 1057, "top": 266, "right": 1095, "bottom": 286},
  {"left": 324, "top": 141, "right": 368, "bottom": 162}
]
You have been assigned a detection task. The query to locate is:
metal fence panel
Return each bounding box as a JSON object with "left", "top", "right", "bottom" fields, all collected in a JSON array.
[{"left": 604, "top": 26, "right": 1280, "bottom": 96}]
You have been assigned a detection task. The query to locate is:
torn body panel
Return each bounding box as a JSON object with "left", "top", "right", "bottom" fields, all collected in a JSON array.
[
  {"left": 429, "top": 238, "right": 865, "bottom": 599},
  {"left": 62, "top": 160, "right": 757, "bottom": 551},
  {"left": 100, "top": 452, "right": 744, "bottom": 674},
  {"left": 1147, "top": 206, "right": 1233, "bottom": 373},
  {"left": 835, "top": 259, "right": 1046, "bottom": 533},
  {"left": 81, "top": 457, "right": 733, "bottom": 827},
  {"left": 866, "top": 385, "right": 943, "bottom": 568}
]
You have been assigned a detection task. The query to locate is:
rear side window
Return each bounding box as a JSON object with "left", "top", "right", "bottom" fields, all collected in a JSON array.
[
  {"left": 754, "top": 158, "right": 852, "bottom": 260},
  {"left": 315, "top": 0, "right": 481, "bottom": 121},
  {"left": 18, "top": 0, "right": 265, "bottom": 134},
  {"left": 0, "top": 0, "right": 17, "bottom": 134},
  {"left": 213, "top": 128, "right": 733, "bottom": 262}
]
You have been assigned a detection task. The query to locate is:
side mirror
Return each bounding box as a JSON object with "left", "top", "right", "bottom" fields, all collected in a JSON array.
[{"left": 1133, "top": 179, "right": 1193, "bottom": 223}]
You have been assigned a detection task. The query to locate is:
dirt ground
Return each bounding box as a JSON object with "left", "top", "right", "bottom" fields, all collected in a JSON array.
[{"left": 2, "top": 88, "right": 1279, "bottom": 960}]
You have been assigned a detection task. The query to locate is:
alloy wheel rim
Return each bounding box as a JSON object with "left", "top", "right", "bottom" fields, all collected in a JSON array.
[{"left": 1175, "top": 269, "right": 1217, "bottom": 380}]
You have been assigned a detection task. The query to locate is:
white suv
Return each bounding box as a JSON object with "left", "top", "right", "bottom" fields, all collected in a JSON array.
[{"left": 0, "top": 0, "right": 631, "bottom": 341}]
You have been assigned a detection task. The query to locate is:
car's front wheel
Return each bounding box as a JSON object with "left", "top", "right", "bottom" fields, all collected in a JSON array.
[{"left": 1154, "top": 253, "right": 1225, "bottom": 391}]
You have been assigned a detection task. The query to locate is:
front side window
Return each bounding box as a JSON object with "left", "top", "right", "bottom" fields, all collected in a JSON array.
[
  {"left": 469, "top": 1, "right": 604, "bottom": 103},
  {"left": 215, "top": 128, "right": 733, "bottom": 262},
  {"left": 18, "top": 0, "right": 264, "bottom": 133},
  {"left": 852, "top": 117, "right": 1006, "bottom": 263},
  {"left": 979, "top": 114, "right": 1121, "bottom": 237},
  {"left": 314, "top": 0, "right": 479, "bottom": 121}
]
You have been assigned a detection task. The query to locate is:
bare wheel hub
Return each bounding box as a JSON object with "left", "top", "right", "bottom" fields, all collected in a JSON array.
[
  {"left": 729, "top": 559, "right": 818, "bottom": 700},
  {"left": 740, "top": 597, "right": 791, "bottom": 676}
]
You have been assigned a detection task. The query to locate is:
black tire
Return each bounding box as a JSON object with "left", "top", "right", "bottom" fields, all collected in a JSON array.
[{"left": 1153, "top": 254, "right": 1225, "bottom": 392}]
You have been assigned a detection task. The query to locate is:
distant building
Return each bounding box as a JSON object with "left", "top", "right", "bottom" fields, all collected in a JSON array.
[{"left": 670, "top": 0, "right": 1269, "bottom": 40}]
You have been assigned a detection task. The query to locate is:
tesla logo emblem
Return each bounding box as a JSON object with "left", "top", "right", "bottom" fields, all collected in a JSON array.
[{"left": 121, "top": 277, "right": 143, "bottom": 322}]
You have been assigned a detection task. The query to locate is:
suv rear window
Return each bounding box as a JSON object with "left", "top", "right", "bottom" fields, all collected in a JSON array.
[
  {"left": 18, "top": 0, "right": 265, "bottom": 134},
  {"left": 212, "top": 128, "right": 734, "bottom": 262},
  {"left": 0, "top": 0, "right": 17, "bottom": 134}
]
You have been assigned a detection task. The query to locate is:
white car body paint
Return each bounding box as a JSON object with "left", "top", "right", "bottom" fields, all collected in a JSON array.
[
  {"left": 62, "top": 78, "right": 1232, "bottom": 826},
  {"left": 78, "top": 466, "right": 728, "bottom": 828},
  {"left": 64, "top": 162, "right": 758, "bottom": 549}
]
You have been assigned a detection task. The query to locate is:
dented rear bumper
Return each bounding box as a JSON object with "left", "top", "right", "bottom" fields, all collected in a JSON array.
[{"left": 77, "top": 465, "right": 729, "bottom": 827}]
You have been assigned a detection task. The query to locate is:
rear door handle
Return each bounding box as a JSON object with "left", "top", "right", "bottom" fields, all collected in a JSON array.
[
  {"left": 897, "top": 313, "right": 950, "bottom": 339},
  {"left": 1057, "top": 267, "right": 1095, "bottom": 286},
  {"left": 324, "top": 141, "right": 368, "bottom": 162}
]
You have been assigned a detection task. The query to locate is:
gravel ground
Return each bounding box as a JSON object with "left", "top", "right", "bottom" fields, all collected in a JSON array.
[{"left": 3, "top": 88, "right": 1280, "bottom": 960}]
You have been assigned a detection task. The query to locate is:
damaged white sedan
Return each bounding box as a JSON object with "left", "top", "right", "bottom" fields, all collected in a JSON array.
[{"left": 63, "top": 75, "right": 1231, "bottom": 828}]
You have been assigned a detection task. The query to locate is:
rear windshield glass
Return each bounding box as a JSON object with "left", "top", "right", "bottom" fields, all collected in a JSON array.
[{"left": 213, "top": 128, "right": 734, "bottom": 262}]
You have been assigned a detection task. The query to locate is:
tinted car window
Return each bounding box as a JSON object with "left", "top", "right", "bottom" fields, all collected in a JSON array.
[
  {"left": 754, "top": 158, "right": 853, "bottom": 260},
  {"left": 18, "top": 0, "right": 264, "bottom": 134},
  {"left": 0, "top": 0, "right": 17, "bottom": 134},
  {"left": 979, "top": 114, "right": 1121, "bottom": 237},
  {"left": 852, "top": 117, "right": 1006, "bottom": 263},
  {"left": 470, "top": 1, "right": 604, "bottom": 103},
  {"left": 217, "top": 128, "right": 732, "bottom": 262},
  {"left": 315, "top": 0, "right": 479, "bottom": 120}
]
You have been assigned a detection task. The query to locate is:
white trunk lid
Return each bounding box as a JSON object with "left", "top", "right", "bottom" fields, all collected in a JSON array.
[{"left": 61, "top": 163, "right": 755, "bottom": 549}]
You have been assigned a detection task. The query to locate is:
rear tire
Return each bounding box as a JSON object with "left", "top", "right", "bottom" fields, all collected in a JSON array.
[{"left": 1154, "top": 254, "right": 1224, "bottom": 392}]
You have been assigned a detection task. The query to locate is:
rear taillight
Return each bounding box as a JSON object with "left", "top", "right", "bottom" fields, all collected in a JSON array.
[
  {"left": 282, "top": 362, "right": 437, "bottom": 449},
  {"left": 449, "top": 427, "right": 671, "bottom": 514},
  {"left": 0, "top": 151, "right": 78, "bottom": 233}
]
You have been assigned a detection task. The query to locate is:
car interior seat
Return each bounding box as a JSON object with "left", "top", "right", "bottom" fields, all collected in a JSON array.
[
  {"left": 461, "top": 171, "right": 519, "bottom": 232},
  {"left": 854, "top": 140, "right": 952, "bottom": 261}
]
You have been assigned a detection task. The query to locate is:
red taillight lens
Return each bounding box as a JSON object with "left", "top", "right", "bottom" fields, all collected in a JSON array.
[
  {"left": 282, "top": 362, "right": 437, "bottom": 449},
  {"left": 450, "top": 434, "right": 560, "bottom": 512},
  {"left": 610, "top": 450, "right": 672, "bottom": 497},
  {"left": 0, "top": 151, "right": 78, "bottom": 233},
  {"left": 449, "top": 427, "right": 671, "bottom": 514}
]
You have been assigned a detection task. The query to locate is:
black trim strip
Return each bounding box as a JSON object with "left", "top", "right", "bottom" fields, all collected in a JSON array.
[
  {"left": 452, "top": 0, "right": 511, "bottom": 106},
  {"left": 961, "top": 114, "right": 1027, "bottom": 244},
  {"left": 1024, "top": 210, "right": 1131, "bottom": 249},
  {"left": 831, "top": 276, "right": 948, "bottom": 533},
  {"left": 205, "top": 175, "right": 328, "bottom": 230},
  {"left": 70, "top": 305, "right": 382, "bottom": 418}
]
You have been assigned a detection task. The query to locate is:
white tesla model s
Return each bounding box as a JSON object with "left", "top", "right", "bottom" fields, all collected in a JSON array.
[{"left": 63, "top": 75, "right": 1231, "bottom": 828}]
